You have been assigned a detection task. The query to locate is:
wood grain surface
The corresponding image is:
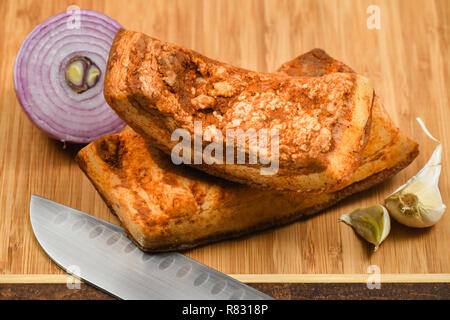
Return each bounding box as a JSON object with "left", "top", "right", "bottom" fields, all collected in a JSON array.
[{"left": 0, "top": 0, "right": 449, "bottom": 280}]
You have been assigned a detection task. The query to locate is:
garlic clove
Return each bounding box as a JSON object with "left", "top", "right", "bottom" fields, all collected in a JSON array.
[
  {"left": 384, "top": 118, "right": 446, "bottom": 228},
  {"left": 385, "top": 180, "right": 446, "bottom": 228},
  {"left": 339, "top": 205, "right": 391, "bottom": 251}
]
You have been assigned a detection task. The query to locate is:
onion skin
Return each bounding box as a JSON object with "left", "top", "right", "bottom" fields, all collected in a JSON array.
[{"left": 14, "top": 10, "right": 125, "bottom": 144}]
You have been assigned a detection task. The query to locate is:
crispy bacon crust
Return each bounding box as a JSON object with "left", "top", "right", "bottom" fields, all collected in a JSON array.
[
  {"left": 103, "top": 29, "right": 374, "bottom": 193},
  {"left": 76, "top": 126, "right": 416, "bottom": 252}
]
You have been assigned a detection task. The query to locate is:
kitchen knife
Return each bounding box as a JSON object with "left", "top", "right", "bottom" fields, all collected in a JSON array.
[{"left": 30, "top": 195, "right": 274, "bottom": 300}]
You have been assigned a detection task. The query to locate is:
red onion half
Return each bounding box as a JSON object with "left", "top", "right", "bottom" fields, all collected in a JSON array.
[{"left": 14, "top": 9, "right": 125, "bottom": 144}]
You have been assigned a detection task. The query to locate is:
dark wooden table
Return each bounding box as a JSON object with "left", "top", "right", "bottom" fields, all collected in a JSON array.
[{"left": 1, "top": 282, "right": 449, "bottom": 300}]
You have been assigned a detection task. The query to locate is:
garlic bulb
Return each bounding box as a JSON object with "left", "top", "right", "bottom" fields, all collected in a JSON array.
[
  {"left": 384, "top": 118, "right": 446, "bottom": 228},
  {"left": 339, "top": 205, "right": 391, "bottom": 251}
]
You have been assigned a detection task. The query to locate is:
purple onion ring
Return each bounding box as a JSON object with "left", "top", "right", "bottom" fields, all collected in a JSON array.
[{"left": 14, "top": 9, "right": 125, "bottom": 144}]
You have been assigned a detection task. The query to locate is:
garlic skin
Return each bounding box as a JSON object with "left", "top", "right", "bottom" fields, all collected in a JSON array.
[{"left": 384, "top": 118, "right": 446, "bottom": 228}]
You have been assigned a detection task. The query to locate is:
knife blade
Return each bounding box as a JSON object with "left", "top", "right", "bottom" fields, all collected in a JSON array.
[{"left": 30, "top": 195, "right": 274, "bottom": 300}]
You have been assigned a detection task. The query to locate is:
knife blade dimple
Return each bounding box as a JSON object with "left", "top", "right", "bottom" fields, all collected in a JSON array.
[
  {"left": 72, "top": 219, "right": 86, "bottom": 231},
  {"left": 159, "top": 256, "right": 175, "bottom": 270},
  {"left": 89, "top": 226, "right": 103, "bottom": 239},
  {"left": 176, "top": 263, "right": 192, "bottom": 278},
  {"left": 54, "top": 213, "right": 68, "bottom": 224},
  {"left": 124, "top": 242, "right": 137, "bottom": 253}
]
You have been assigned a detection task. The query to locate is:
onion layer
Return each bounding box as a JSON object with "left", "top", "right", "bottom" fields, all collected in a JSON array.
[{"left": 14, "top": 9, "right": 125, "bottom": 144}]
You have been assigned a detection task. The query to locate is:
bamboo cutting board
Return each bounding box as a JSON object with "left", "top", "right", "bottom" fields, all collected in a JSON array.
[{"left": 0, "top": 0, "right": 449, "bottom": 287}]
